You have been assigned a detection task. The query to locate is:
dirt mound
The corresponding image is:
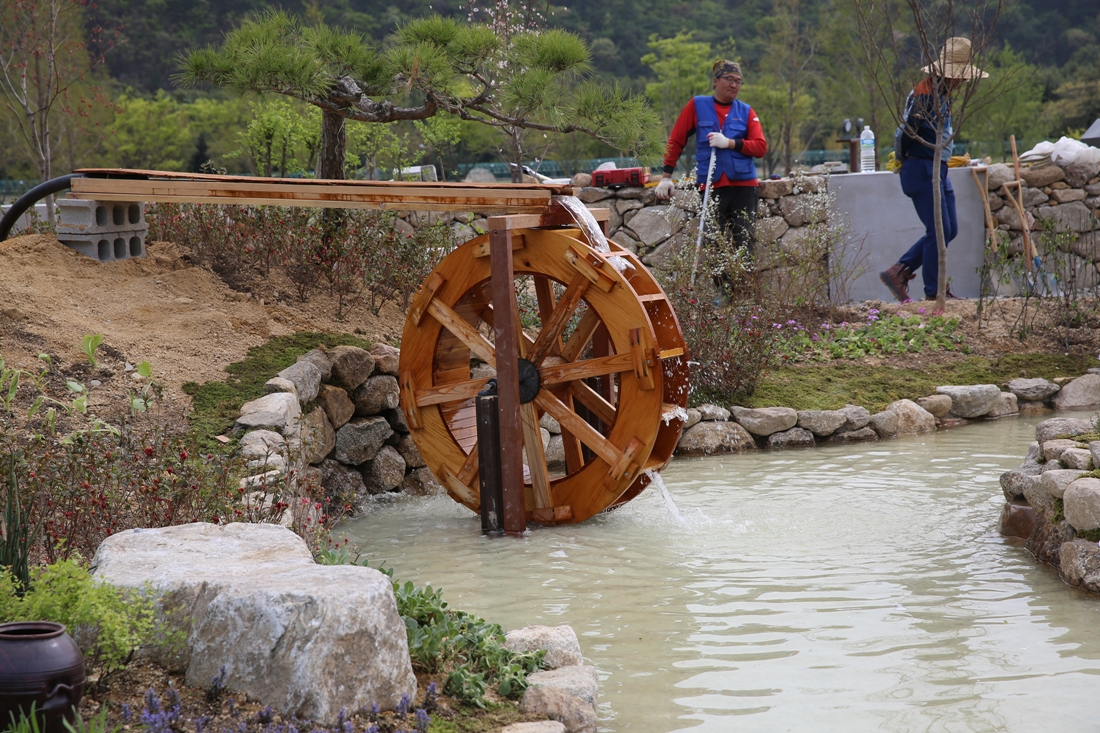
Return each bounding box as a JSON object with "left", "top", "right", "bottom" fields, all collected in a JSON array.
[{"left": 0, "top": 235, "right": 402, "bottom": 407}]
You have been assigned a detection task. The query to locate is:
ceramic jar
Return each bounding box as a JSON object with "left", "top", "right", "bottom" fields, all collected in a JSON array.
[{"left": 0, "top": 621, "right": 85, "bottom": 733}]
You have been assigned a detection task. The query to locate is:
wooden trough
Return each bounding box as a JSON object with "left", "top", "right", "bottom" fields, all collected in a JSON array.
[{"left": 71, "top": 169, "right": 691, "bottom": 531}]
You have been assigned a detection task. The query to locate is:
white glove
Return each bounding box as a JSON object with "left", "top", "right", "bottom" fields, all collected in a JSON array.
[
  {"left": 655, "top": 177, "right": 674, "bottom": 200},
  {"left": 708, "top": 132, "right": 731, "bottom": 149}
]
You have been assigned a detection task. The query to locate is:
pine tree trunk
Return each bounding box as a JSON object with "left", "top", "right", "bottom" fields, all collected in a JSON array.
[{"left": 318, "top": 110, "right": 347, "bottom": 180}]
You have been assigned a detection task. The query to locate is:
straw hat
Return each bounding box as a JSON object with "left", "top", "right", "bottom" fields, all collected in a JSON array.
[{"left": 921, "top": 37, "right": 989, "bottom": 80}]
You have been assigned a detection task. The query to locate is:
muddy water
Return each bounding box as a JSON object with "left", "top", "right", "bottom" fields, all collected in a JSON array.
[{"left": 343, "top": 415, "right": 1100, "bottom": 731}]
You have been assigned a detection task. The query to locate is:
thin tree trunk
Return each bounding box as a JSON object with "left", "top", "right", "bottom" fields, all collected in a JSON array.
[
  {"left": 318, "top": 110, "right": 346, "bottom": 180},
  {"left": 509, "top": 127, "right": 525, "bottom": 183},
  {"left": 932, "top": 127, "right": 947, "bottom": 310}
]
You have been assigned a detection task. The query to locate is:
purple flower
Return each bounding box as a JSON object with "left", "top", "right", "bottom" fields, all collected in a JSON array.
[
  {"left": 917, "top": 307, "right": 926, "bottom": 314},
  {"left": 811, "top": 334, "right": 819, "bottom": 342},
  {"left": 786, "top": 319, "right": 797, "bottom": 325}
]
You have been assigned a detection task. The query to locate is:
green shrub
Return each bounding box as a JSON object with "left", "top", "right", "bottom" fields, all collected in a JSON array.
[{"left": 0, "top": 560, "right": 164, "bottom": 673}]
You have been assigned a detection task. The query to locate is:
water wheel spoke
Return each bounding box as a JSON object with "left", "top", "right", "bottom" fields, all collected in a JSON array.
[
  {"left": 540, "top": 353, "right": 634, "bottom": 387},
  {"left": 560, "top": 308, "right": 601, "bottom": 363},
  {"left": 528, "top": 273, "right": 590, "bottom": 366},
  {"left": 567, "top": 380, "right": 617, "bottom": 426},
  {"left": 534, "top": 389, "right": 620, "bottom": 467},
  {"left": 520, "top": 403, "right": 553, "bottom": 508},
  {"left": 415, "top": 377, "right": 492, "bottom": 407},
  {"left": 427, "top": 299, "right": 497, "bottom": 366}
]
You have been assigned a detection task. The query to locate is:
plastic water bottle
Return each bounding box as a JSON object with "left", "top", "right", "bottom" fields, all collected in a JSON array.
[{"left": 859, "top": 126, "right": 876, "bottom": 173}]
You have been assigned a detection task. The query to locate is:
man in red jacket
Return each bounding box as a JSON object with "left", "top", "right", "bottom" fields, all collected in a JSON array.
[{"left": 654, "top": 60, "right": 768, "bottom": 291}]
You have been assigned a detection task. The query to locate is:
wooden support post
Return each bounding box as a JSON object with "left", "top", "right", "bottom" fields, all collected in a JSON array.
[
  {"left": 489, "top": 221, "right": 527, "bottom": 535},
  {"left": 476, "top": 391, "right": 504, "bottom": 534}
]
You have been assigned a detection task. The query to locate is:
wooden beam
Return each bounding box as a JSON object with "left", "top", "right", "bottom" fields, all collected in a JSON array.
[{"left": 540, "top": 353, "right": 634, "bottom": 386}]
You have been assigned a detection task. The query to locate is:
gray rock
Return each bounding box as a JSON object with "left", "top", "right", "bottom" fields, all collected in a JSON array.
[
  {"left": 504, "top": 625, "right": 583, "bottom": 670},
  {"left": 1023, "top": 478, "right": 1055, "bottom": 514},
  {"left": 917, "top": 395, "right": 953, "bottom": 418},
  {"left": 527, "top": 665, "right": 599, "bottom": 708},
  {"left": 756, "top": 216, "right": 789, "bottom": 245},
  {"left": 998, "top": 502, "right": 1038, "bottom": 539},
  {"left": 1035, "top": 417, "right": 1096, "bottom": 443},
  {"left": 675, "top": 421, "right": 757, "bottom": 455},
  {"left": 1026, "top": 441, "right": 1041, "bottom": 462},
  {"left": 1022, "top": 186, "right": 1050, "bottom": 206},
  {"left": 397, "top": 434, "right": 426, "bottom": 468},
  {"left": 729, "top": 406, "right": 797, "bottom": 436},
  {"left": 1041, "top": 469, "right": 1086, "bottom": 499},
  {"left": 360, "top": 446, "right": 406, "bottom": 495},
  {"left": 576, "top": 187, "right": 613, "bottom": 203},
  {"left": 246, "top": 453, "right": 287, "bottom": 473},
  {"left": 758, "top": 178, "right": 793, "bottom": 198},
  {"left": 1050, "top": 188, "right": 1087, "bottom": 204},
  {"left": 1000, "top": 463, "right": 1041, "bottom": 501},
  {"left": 984, "top": 392, "right": 1019, "bottom": 418},
  {"left": 264, "top": 377, "right": 297, "bottom": 396},
  {"left": 767, "top": 427, "right": 816, "bottom": 449},
  {"left": 328, "top": 345, "right": 376, "bottom": 392},
  {"left": 402, "top": 466, "right": 444, "bottom": 496},
  {"left": 367, "top": 343, "right": 400, "bottom": 376},
  {"left": 383, "top": 408, "right": 409, "bottom": 434},
  {"left": 683, "top": 408, "right": 701, "bottom": 429},
  {"left": 1064, "top": 477, "right": 1100, "bottom": 530},
  {"left": 625, "top": 206, "right": 673, "bottom": 247},
  {"left": 334, "top": 416, "right": 393, "bottom": 465},
  {"left": 778, "top": 194, "right": 816, "bottom": 227},
  {"left": 1061, "top": 447, "right": 1094, "bottom": 470},
  {"left": 91, "top": 523, "right": 415, "bottom": 724},
  {"left": 277, "top": 360, "right": 322, "bottom": 404},
  {"left": 1059, "top": 539, "right": 1100, "bottom": 594},
  {"left": 1091, "top": 441, "right": 1100, "bottom": 468},
  {"left": 826, "top": 426, "right": 879, "bottom": 444},
  {"left": 1052, "top": 374, "right": 1100, "bottom": 411},
  {"left": 540, "top": 413, "right": 562, "bottom": 434},
  {"left": 1020, "top": 164, "right": 1065, "bottom": 188},
  {"left": 300, "top": 408, "right": 335, "bottom": 465},
  {"left": 502, "top": 723, "right": 566, "bottom": 733},
  {"left": 572, "top": 172, "right": 592, "bottom": 188},
  {"left": 1037, "top": 201, "right": 1093, "bottom": 233},
  {"left": 320, "top": 459, "right": 369, "bottom": 509},
  {"left": 1063, "top": 161, "right": 1100, "bottom": 188},
  {"left": 240, "top": 430, "right": 287, "bottom": 460},
  {"left": 295, "top": 348, "right": 332, "bottom": 382},
  {"left": 1041, "top": 438, "right": 1080, "bottom": 462},
  {"left": 985, "top": 163, "right": 1014, "bottom": 191},
  {"left": 796, "top": 409, "right": 847, "bottom": 436},
  {"left": 868, "top": 410, "right": 899, "bottom": 439},
  {"left": 838, "top": 404, "right": 871, "bottom": 430},
  {"left": 316, "top": 385, "right": 355, "bottom": 429},
  {"left": 609, "top": 231, "right": 638, "bottom": 253},
  {"left": 235, "top": 393, "right": 301, "bottom": 435},
  {"left": 545, "top": 434, "right": 565, "bottom": 468},
  {"left": 935, "top": 384, "right": 1002, "bottom": 418},
  {"left": 696, "top": 404, "right": 731, "bottom": 421},
  {"left": 886, "top": 399, "right": 936, "bottom": 434},
  {"left": 354, "top": 375, "right": 401, "bottom": 416},
  {"left": 521, "top": 685, "right": 596, "bottom": 733}
]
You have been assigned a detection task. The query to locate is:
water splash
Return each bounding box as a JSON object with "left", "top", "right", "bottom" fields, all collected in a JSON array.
[
  {"left": 661, "top": 405, "right": 689, "bottom": 425},
  {"left": 553, "top": 195, "right": 632, "bottom": 273},
  {"left": 644, "top": 468, "right": 685, "bottom": 525}
]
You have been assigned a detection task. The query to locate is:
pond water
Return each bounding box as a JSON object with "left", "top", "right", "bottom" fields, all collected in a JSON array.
[{"left": 342, "top": 414, "right": 1100, "bottom": 732}]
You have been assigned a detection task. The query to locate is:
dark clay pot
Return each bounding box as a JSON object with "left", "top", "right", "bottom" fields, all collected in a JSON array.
[{"left": 0, "top": 622, "right": 85, "bottom": 733}]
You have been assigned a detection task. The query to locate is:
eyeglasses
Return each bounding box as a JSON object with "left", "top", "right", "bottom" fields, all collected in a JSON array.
[{"left": 717, "top": 75, "right": 742, "bottom": 85}]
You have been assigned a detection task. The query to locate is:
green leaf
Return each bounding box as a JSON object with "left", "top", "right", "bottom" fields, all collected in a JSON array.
[
  {"left": 81, "top": 334, "right": 104, "bottom": 368},
  {"left": 136, "top": 361, "right": 152, "bottom": 378}
]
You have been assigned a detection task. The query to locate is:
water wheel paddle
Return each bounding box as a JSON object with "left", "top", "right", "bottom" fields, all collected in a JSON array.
[{"left": 398, "top": 226, "right": 689, "bottom": 524}]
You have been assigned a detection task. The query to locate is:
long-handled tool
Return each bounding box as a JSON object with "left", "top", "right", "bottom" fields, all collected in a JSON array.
[
  {"left": 689, "top": 152, "right": 718, "bottom": 287},
  {"left": 1002, "top": 135, "right": 1057, "bottom": 295}
]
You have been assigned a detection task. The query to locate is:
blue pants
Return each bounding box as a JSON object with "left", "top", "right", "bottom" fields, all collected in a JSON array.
[{"left": 898, "top": 158, "right": 957, "bottom": 298}]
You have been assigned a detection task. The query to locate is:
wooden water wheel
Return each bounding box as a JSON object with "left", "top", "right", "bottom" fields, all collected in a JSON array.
[{"left": 398, "top": 224, "right": 689, "bottom": 525}]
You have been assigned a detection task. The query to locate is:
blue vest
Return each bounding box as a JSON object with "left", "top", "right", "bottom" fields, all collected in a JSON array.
[{"left": 693, "top": 96, "right": 757, "bottom": 184}]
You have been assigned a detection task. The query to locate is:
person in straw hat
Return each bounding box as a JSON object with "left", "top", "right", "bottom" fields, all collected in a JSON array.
[{"left": 879, "top": 37, "right": 988, "bottom": 302}]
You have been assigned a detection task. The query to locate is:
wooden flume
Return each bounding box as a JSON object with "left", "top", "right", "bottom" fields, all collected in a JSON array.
[{"left": 69, "top": 168, "right": 690, "bottom": 530}]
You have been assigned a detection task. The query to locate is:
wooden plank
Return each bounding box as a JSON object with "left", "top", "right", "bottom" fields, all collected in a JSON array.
[
  {"left": 529, "top": 505, "right": 574, "bottom": 524},
  {"left": 534, "top": 390, "right": 620, "bottom": 468},
  {"left": 408, "top": 272, "right": 444, "bottom": 327},
  {"left": 473, "top": 232, "right": 525, "bottom": 257},
  {"left": 440, "top": 466, "right": 478, "bottom": 506},
  {"left": 486, "top": 206, "right": 610, "bottom": 231},
  {"left": 560, "top": 308, "right": 601, "bottom": 363},
  {"left": 399, "top": 371, "right": 422, "bottom": 430},
  {"left": 630, "top": 327, "right": 655, "bottom": 391},
  {"left": 540, "top": 353, "right": 634, "bottom": 386},
  {"left": 567, "top": 380, "right": 618, "bottom": 426},
  {"left": 520, "top": 403, "right": 553, "bottom": 509},
  {"left": 415, "top": 377, "right": 491, "bottom": 407},
  {"left": 426, "top": 299, "right": 497, "bottom": 366},
  {"left": 603, "top": 437, "right": 644, "bottom": 490},
  {"left": 527, "top": 273, "right": 590, "bottom": 366},
  {"left": 457, "top": 443, "right": 480, "bottom": 487},
  {"left": 658, "top": 347, "right": 685, "bottom": 360},
  {"left": 565, "top": 245, "right": 616, "bottom": 293}
]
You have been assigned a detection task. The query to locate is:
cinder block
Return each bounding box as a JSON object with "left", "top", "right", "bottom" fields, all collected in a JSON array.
[
  {"left": 57, "top": 199, "right": 146, "bottom": 235},
  {"left": 57, "top": 231, "right": 146, "bottom": 262}
]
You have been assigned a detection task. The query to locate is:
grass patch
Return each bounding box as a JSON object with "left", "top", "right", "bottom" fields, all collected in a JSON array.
[
  {"left": 183, "top": 331, "right": 372, "bottom": 451},
  {"left": 741, "top": 353, "right": 1099, "bottom": 412}
]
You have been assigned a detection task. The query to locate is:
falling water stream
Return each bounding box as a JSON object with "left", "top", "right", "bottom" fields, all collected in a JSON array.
[{"left": 342, "top": 414, "right": 1100, "bottom": 731}]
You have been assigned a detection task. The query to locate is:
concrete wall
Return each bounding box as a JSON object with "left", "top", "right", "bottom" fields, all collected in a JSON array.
[{"left": 828, "top": 169, "right": 988, "bottom": 301}]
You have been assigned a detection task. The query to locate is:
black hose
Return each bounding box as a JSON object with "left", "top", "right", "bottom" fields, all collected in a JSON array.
[{"left": 0, "top": 173, "right": 83, "bottom": 242}]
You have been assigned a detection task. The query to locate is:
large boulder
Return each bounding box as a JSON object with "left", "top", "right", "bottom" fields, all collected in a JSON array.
[
  {"left": 767, "top": 427, "right": 816, "bottom": 449},
  {"left": 277, "top": 360, "right": 322, "bottom": 404},
  {"left": 624, "top": 206, "right": 672, "bottom": 247},
  {"left": 1052, "top": 374, "right": 1100, "bottom": 411},
  {"left": 295, "top": 349, "right": 333, "bottom": 382},
  {"left": 334, "top": 417, "right": 393, "bottom": 465},
  {"left": 729, "top": 406, "right": 797, "bottom": 436},
  {"left": 91, "top": 523, "right": 415, "bottom": 724},
  {"left": 360, "top": 445, "right": 406, "bottom": 494},
  {"left": 916, "top": 395, "right": 952, "bottom": 418},
  {"left": 838, "top": 404, "right": 871, "bottom": 430},
  {"left": 1019, "top": 164, "right": 1065, "bottom": 188},
  {"left": 696, "top": 404, "right": 731, "bottom": 422},
  {"left": 1061, "top": 447, "right": 1094, "bottom": 470},
  {"left": 354, "top": 375, "right": 401, "bottom": 416},
  {"left": 316, "top": 385, "right": 355, "bottom": 429},
  {"left": 1040, "top": 469, "right": 1086, "bottom": 499},
  {"left": 984, "top": 392, "right": 1019, "bottom": 418},
  {"left": 868, "top": 410, "right": 899, "bottom": 439},
  {"left": 998, "top": 502, "right": 1038, "bottom": 540},
  {"left": 369, "top": 343, "right": 401, "bottom": 376},
  {"left": 935, "top": 384, "right": 1002, "bottom": 418},
  {"left": 521, "top": 686, "right": 596, "bottom": 733},
  {"left": 796, "top": 409, "right": 846, "bottom": 437},
  {"left": 885, "top": 399, "right": 936, "bottom": 434},
  {"left": 235, "top": 393, "right": 301, "bottom": 435},
  {"left": 675, "top": 421, "right": 757, "bottom": 455},
  {"left": 1060, "top": 539, "right": 1100, "bottom": 594},
  {"left": 320, "top": 459, "right": 369, "bottom": 509},
  {"left": 1064, "top": 477, "right": 1100, "bottom": 530},
  {"left": 1000, "top": 462, "right": 1041, "bottom": 501},
  {"left": 396, "top": 434, "right": 426, "bottom": 468},
  {"left": 300, "top": 408, "right": 335, "bottom": 465},
  {"left": 1035, "top": 417, "right": 1096, "bottom": 444},
  {"left": 402, "top": 467, "right": 443, "bottom": 496},
  {"left": 328, "top": 345, "right": 376, "bottom": 393},
  {"left": 1041, "top": 438, "right": 1080, "bottom": 462},
  {"left": 504, "top": 625, "right": 583, "bottom": 670},
  {"left": 826, "top": 426, "right": 879, "bottom": 444}
]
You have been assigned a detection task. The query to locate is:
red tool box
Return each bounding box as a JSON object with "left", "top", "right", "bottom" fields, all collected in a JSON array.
[{"left": 591, "top": 167, "right": 649, "bottom": 189}]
